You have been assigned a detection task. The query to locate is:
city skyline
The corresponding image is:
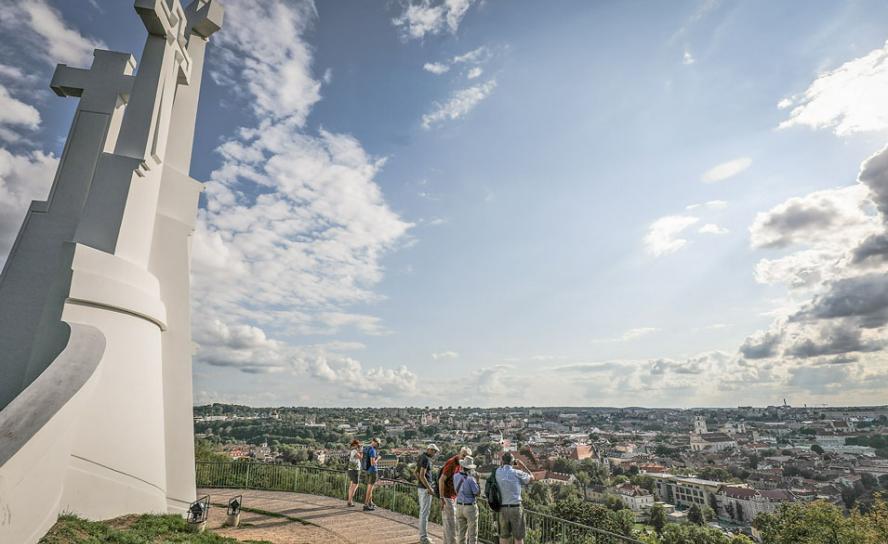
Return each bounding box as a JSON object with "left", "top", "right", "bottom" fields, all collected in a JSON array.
[{"left": 1, "top": 0, "right": 888, "bottom": 407}]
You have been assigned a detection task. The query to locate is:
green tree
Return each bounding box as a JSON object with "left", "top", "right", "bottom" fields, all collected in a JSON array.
[
  {"left": 649, "top": 503, "right": 667, "bottom": 534},
  {"left": 688, "top": 504, "right": 705, "bottom": 525},
  {"left": 811, "top": 444, "right": 825, "bottom": 454},
  {"left": 753, "top": 497, "right": 888, "bottom": 544},
  {"left": 657, "top": 523, "right": 738, "bottom": 544}
]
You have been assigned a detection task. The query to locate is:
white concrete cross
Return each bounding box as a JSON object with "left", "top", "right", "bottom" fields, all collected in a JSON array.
[
  {"left": 51, "top": 50, "right": 136, "bottom": 115},
  {"left": 117, "top": 0, "right": 193, "bottom": 164}
]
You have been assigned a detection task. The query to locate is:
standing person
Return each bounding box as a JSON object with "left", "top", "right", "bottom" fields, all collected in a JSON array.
[
  {"left": 415, "top": 443, "right": 440, "bottom": 544},
  {"left": 363, "top": 438, "right": 380, "bottom": 512},
  {"left": 495, "top": 453, "right": 534, "bottom": 544},
  {"left": 438, "top": 447, "right": 473, "bottom": 544},
  {"left": 454, "top": 456, "right": 480, "bottom": 544},
  {"left": 346, "top": 439, "right": 362, "bottom": 507}
]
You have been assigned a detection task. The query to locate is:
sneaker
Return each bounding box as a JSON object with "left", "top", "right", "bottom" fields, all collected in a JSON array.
[
  {"left": 347, "top": 502, "right": 354, "bottom": 507},
  {"left": 363, "top": 505, "right": 375, "bottom": 511}
]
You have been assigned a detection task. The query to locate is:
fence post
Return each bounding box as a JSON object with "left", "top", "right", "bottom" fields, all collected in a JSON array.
[{"left": 245, "top": 463, "right": 252, "bottom": 489}]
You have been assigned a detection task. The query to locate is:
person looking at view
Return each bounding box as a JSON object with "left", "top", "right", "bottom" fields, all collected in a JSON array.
[
  {"left": 454, "top": 456, "right": 480, "bottom": 544},
  {"left": 363, "top": 438, "right": 380, "bottom": 511},
  {"left": 438, "top": 446, "right": 473, "bottom": 544},
  {"left": 416, "top": 443, "right": 440, "bottom": 544},
  {"left": 495, "top": 452, "right": 534, "bottom": 544},
  {"left": 347, "top": 439, "right": 362, "bottom": 507}
]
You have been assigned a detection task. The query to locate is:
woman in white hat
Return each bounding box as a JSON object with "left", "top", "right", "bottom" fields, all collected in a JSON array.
[{"left": 453, "top": 456, "right": 480, "bottom": 544}]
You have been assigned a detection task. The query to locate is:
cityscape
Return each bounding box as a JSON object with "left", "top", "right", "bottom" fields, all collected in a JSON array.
[
  {"left": 0, "top": 0, "right": 887, "bottom": 543},
  {"left": 194, "top": 402, "right": 888, "bottom": 542}
]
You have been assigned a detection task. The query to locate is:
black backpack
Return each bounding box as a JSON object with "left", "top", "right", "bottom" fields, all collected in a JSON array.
[
  {"left": 485, "top": 468, "right": 502, "bottom": 512},
  {"left": 362, "top": 446, "right": 372, "bottom": 471}
]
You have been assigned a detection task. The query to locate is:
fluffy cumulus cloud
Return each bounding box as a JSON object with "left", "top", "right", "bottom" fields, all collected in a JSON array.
[
  {"left": 191, "top": 0, "right": 415, "bottom": 402},
  {"left": 735, "top": 144, "right": 888, "bottom": 402},
  {"left": 0, "top": 85, "right": 41, "bottom": 141},
  {"left": 701, "top": 157, "right": 752, "bottom": 183},
  {"left": 778, "top": 40, "right": 888, "bottom": 136},
  {"left": 392, "top": 0, "right": 477, "bottom": 40},
  {"left": 644, "top": 215, "right": 699, "bottom": 256},
  {"left": 421, "top": 79, "right": 496, "bottom": 129},
  {"left": 0, "top": 0, "right": 104, "bottom": 66}
]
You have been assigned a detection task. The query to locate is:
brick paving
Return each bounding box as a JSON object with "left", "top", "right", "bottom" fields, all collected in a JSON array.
[{"left": 199, "top": 487, "right": 445, "bottom": 544}]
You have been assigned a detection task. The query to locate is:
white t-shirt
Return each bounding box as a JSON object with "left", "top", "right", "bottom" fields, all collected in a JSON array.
[{"left": 348, "top": 449, "right": 361, "bottom": 470}]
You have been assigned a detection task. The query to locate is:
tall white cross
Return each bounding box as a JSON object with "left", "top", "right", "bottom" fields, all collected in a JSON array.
[
  {"left": 51, "top": 50, "right": 136, "bottom": 116},
  {"left": 115, "top": 0, "right": 192, "bottom": 166}
]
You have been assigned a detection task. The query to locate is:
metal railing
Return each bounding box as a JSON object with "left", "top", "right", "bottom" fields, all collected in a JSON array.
[{"left": 195, "top": 462, "right": 643, "bottom": 544}]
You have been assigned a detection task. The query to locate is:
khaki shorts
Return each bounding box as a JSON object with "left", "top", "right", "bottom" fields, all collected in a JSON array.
[
  {"left": 364, "top": 471, "right": 378, "bottom": 485},
  {"left": 497, "top": 505, "right": 526, "bottom": 539}
]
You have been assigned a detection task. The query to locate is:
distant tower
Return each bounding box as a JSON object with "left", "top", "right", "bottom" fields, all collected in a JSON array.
[{"left": 693, "top": 416, "right": 708, "bottom": 434}]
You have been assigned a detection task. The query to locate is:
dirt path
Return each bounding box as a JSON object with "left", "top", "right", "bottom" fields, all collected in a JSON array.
[{"left": 199, "top": 488, "right": 444, "bottom": 544}]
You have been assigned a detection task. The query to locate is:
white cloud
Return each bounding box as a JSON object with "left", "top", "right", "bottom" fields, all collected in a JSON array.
[
  {"left": 423, "top": 62, "right": 450, "bottom": 75},
  {"left": 0, "top": 64, "right": 26, "bottom": 81},
  {"left": 423, "top": 47, "right": 491, "bottom": 76},
  {"left": 189, "top": 0, "right": 413, "bottom": 399},
  {"left": 392, "top": 0, "right": 477, "bottom": 40},
  {"left": 452, "top": 47, "right": 490, "bottom": 65},
  {"left": 213, "top": 0, "right": 321, "bottom": 126},
  {"left": 0, "top": 0, "right": 104, "bottom": 66},
  {"left": 701, "top": 157, "right": 752, "bottom": 183},
  {"left": 686, "top": 199, "right": 727, "bottom": 211},
  {"left": 699, "top": 223, "right": 729, "bottom": 235},
  {"left": 778, "top": 40, "right": 888, "bottom": 136},
  {"left": 644, "top": 215, "right": 699, "bottom": 256},
  {"left": 591, "top": 327, "right": 659, "bottom": 343},
  {"left": 307, "top": 355, "right": 418, "bottom": 395},
  {"left": 750, "top": 185, "right": 877, "bottom": 250},
  {"left": 0, "top": 85, "right": 41, "bottom": 140},
  {"left": 683, "top": 50, "right": 695, "bottom": 65},
  {"left": 0, "top": 149, "right": 57, "bottom": 266},
  {"left": 432, "top": 350, "right": 459, "bottom": 360},
  {"left": 421, "top": 79, "right": 496, "bottom": 129}
]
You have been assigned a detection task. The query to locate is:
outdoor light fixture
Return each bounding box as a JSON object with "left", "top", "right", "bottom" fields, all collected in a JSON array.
[
  {"left": 225, "top": 494, "right": 243, "bottom": 528},
  {"left": 188, "top": 495, "right": 210, "bottom": 525},
  {"left": 228, "top": 495, "right": 242, "bottom": 516}
]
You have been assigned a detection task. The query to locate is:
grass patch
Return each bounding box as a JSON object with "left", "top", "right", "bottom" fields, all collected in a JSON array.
[{"left": 40, "top": 513, "right": 272, "bottom": 544}]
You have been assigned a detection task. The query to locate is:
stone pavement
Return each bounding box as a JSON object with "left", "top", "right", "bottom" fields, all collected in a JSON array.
[{"left": 199, "top": 487, "right": 445, "bottom": 544}]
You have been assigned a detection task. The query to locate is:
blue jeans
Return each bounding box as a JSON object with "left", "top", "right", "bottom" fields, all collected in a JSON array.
[{"left": 418, "top": 487, "right": 433, "bottom": 542}]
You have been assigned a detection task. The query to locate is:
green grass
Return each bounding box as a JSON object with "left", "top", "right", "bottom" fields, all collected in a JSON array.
[{"left": 40, "top": 513, "right": 272, "bottom": 544}]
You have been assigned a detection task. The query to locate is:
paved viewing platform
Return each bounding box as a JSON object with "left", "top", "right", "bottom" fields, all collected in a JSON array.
[{"left": 200, "top": 487, "right": 444, "bottom": 544}]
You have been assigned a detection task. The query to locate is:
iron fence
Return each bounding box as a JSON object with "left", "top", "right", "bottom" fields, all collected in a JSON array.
[{"left": 195, "top": 461, "right": 643, "bottom": 544}]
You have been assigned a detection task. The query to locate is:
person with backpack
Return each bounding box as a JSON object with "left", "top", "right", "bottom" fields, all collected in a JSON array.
[
  {"left": 415, "top": 443, "right": 440, "bottom": 544},
  {"left": 453, "top": 456, "right": 480, "bottom": 544},
  {"left": 347, "top": 439, "right": 363, "bottom": 507},
  {"left": 494, "top": 452, "right": 533, "bottom": 544},
  {"left": 438, "top": 446, "right": 473, "bottom": 544},
  {"left": 362, "top": 438, "right": 380, "bottom": 511}
]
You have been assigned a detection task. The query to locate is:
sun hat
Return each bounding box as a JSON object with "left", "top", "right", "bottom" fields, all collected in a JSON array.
[
  {"left": 427, "top": 443, "right": 441, "bottom": 452},
  {"left": 459, "top": 456, "right": 477, "bottom": 470}
]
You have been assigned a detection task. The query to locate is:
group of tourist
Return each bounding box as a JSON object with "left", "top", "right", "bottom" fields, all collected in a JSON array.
[{"left": 345, "top": 439, "right": 534, "bottom": 544}]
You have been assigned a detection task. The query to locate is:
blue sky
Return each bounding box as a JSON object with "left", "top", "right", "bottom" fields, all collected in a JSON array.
[{"left": 2, "top": 0, "right": 888, "bottom": 407}]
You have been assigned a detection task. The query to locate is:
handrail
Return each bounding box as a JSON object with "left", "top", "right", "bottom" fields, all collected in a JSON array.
[{"left": 195, "top": 461, "right": 644, "bottom": 544}]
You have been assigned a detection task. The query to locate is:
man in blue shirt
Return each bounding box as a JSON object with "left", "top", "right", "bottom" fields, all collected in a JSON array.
[
  {"left": 453, "top": 456, "right": 481, "bottom": 544},
  {"left": 363, "top": 438, "right": 380, "bottom": 511},
  {"left": 494, "top": 452, "right": 534, "bottom": 544}
]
